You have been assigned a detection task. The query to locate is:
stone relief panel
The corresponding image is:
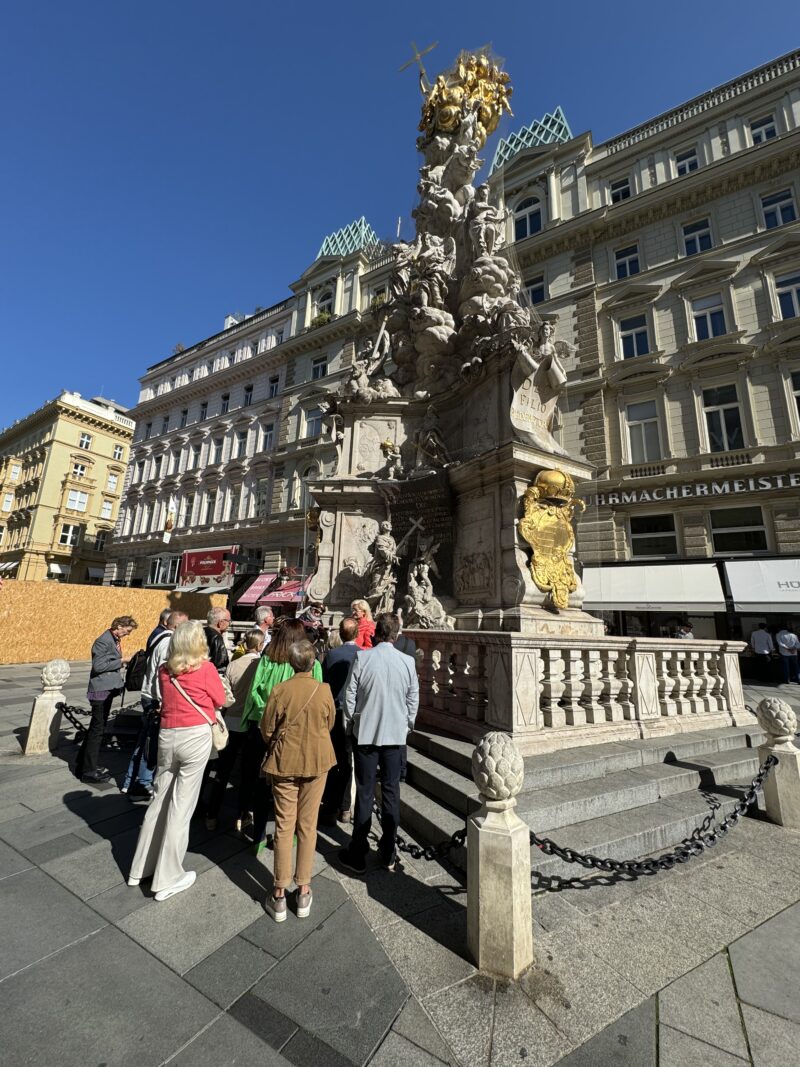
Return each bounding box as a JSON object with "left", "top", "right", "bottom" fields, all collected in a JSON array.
[
  {"left": 455, "top": 488, "right": 497, "bottom": 601},
  {"left": 328, "top": 514, "right": 381, "bottom": 606},
  {"left": 354, "top": 419, "right": 399, "bottom": 475},
  {"left": 633, "top": 650, "right": 659, "bottom": 719},
  {"left": 512, "top": 650, "right": 541, "bottom": 730}
]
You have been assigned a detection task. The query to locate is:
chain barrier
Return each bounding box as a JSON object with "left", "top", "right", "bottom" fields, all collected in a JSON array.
[
  {"left": 374, "top": 754, "right": 777, "bottom": 873},
  {"left": 529, "top": 754, "right": 777, "bottom": 878}
]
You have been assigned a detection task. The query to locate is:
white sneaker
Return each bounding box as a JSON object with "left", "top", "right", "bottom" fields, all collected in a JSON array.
[
  {"left": 154, "top": 870, "right": 196, "bottom": 902},
  {"left": 127, "top": 876, "right": 140, "bottom": 887}
]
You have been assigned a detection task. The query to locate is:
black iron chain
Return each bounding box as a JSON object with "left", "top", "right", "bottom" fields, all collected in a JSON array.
[
  {"left": 529, "top": 754, "right": 778, "bottom": 877},
  {"left": 372, "top": 801, "right": 466, "bottom": 860}
]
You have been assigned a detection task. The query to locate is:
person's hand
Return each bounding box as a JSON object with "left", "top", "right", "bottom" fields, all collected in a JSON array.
[{"left": 121, "top": 657, "right": 130, "bottom": 666}]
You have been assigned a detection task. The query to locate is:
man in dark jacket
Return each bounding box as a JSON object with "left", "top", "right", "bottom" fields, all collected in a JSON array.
[
  {"left": 320, "top": 617, "right": 360, "bottom": 824},
  {"left": 203, "top": 607, "right": 231, "bottom": 674},
  {"left": 77, "top": 616, "right": 138, "bottom": 783}
]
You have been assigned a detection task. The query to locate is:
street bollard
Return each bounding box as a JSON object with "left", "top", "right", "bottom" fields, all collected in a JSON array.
[
  {"left": 467, "top": 731, "right": 534, "bottom": 979},
  {"left": 23, "top": 659, "right": 70, "bottom": 755},
  {"left": 755, "top": 697, "right": 800, "bottom": 831}
]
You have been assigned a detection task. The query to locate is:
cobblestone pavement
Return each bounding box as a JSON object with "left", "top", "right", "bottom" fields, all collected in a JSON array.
[{"left": 1, "top": 662, "right": 798, "bottom": 1066}]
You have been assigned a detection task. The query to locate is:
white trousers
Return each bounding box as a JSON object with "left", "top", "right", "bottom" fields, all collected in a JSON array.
[{"left": 130, "top": 724, "right": 212, "bottom": 892}]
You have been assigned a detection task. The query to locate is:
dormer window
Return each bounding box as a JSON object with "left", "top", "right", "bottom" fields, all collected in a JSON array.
[{"left": 514, "top": 196, "right": 542, "bottom": 240}]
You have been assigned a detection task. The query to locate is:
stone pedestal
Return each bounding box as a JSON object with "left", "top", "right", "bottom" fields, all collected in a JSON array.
[
  {"left": 467, "top": 733, "right": 533, "bottom": 980},
  {"left": 755, "top": 697, "right": 800, "bottom": 830},
  {"left": 24, "top": 659, "right": 71, "bottom": 755}
]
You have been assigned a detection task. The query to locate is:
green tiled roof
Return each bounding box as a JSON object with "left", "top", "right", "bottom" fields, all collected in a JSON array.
[
  {"left": 317, "top": 216, "right": 380, "bottom": 259},
  {"left": 490, "top": 107, "right": 572, "bottom": 173}
]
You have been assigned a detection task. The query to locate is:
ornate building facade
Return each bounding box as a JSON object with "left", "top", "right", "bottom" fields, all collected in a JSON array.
[
  {"left": 106, "top": 219, "right": 395, "bottom": 595},
  {"left": 491, "top": 50, "right": 800, "bottom": 639},
  {"left": 0, "top": 392, "right": 133, "bottom": 583}
]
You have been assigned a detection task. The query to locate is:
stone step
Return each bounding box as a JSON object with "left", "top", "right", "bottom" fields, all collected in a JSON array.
[
  {"left": 517, "top": 763, "right": 703, "bottom": 833},
  {"left": 405, "top": 749, "right": 480, "bottom": 816},
  {"left": 409, "top": 731, "right": 474, "bottom": 777},
  {"left": 680, "top": 746, "right": 761, "bottom": 787},
  {"left": 398, "top": 781, "right": 466, "bottom": 864}
]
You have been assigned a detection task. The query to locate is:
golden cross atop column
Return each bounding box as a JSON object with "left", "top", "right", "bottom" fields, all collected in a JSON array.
[{"left": 399, "top": 40, "right": 438, "bottom": 92}]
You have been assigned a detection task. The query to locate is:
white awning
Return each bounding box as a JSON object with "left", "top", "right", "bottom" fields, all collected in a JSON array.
[
  {"left": 48, "top": 562, "right": 72, "bottom": 575},
  {"left": 725, "top": 559, "right": 800, "bottom": 613},
  {"left": 87, "top": 567, "right": 105, "bottom": 579},
  {"left": 0, "top": 560, "right": 19, "bottom": 574},
  {"left": 582, "top": 563, "right": 725, "bottom": 613}
]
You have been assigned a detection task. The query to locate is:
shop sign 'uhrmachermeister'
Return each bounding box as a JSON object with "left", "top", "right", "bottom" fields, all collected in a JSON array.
[{"left": 585, "top": 472, "right": 800, "bottom": 508}]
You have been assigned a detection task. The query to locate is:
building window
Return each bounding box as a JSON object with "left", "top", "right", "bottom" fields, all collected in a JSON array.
[
  {"left": 59, "top": 523, "right": 81, "bottom": 547},
  {"left": 630, "top": 514, "right": 678, "bottom": 558},
  {"left": 94, "top": 530, "right": 108, "bottom": 552},
  {"left": 262, "top": 423, "right": 275, "bottom": 450},
  {"left": 305, "top": 407, "right": 323, "bottom": 438},
  {"left": 317, "top": 291, "right": 334, "bottom": 316},
  {"left": 203, "top": 490, "right": 217, "bottom": 525},
  {"left": 135, "top": 460, "right": 145, "bottom": 482},
  {"left": 311, "top": 356, "right": 328, "bottom": 380},
  {"left": 189, "top": 443, "right": 201, "bottom": 469},
  {"left": 199, "top": 401, "right": 208, "bottom": 420},
  {"left": 514, "top": 196, "right": 542, "bottom": 240},
  {"left": 523, "top": 275, "right": 546, "bottom": 304},
  {"left": 161, "top": 417, "right": 169, "bottom": 435},
  {"left": 268, "top": 375, "right": 280, "bottom": 399},
  {"left": 235, "top": 430, "right": 247, "bottom": 459},
  {"left": 776, "top": 272, "right": 800, "bottom": 319},
  {"left": 101, "top": 500, "right": 113, "bottom": 520},
  {"left": 762, "top": 189, "right": 797, "bottom": 230},
  {"left": 2, "top": 493, "right": 13, "bottom": 512},
  {"left": 144, "top": 423, "right": 153, "bottom": 440},
  {"left": 170, "top": 449, "right": 180, "bottom": 475},
  {"left": 72, "top": 463, "right": 87, "bottom": 479},
  {"left": 792, "top": 370, "right": 800, "bottom": 421},
  {"left": 626, "top": 401, "right": 661, "bottom": 463},
  {"left": 220, "top": 393, "right": 230, "bottom": 415},
  {"left": 703, "top": 384, "right": 745, "bottom": 452},
  {"left": 609, "top": 178, "right": 631, "bottom": 204},
  {"left": 107, "top": 473, "right": 118, "bottom": 492},
  {"left": 79, "top": 433, "right": 92, "bottom": 450},
  {"left": 692, "top": 293, "right": 727, "bottom": 340},
  {"left": 212, "top": 438, "right": 223, "bottom": 464},
  {"left": 0, "top": 526, "right": 4, "bottom": 544},
  {"left": 67, "top": 489, "right": 88, "bottom": 512},
  {"left": 10, "top": 464, "right": 20, "bottom": 482},
  {"left": 710, "top": 506, "right": 767, "bottom": 553},
  {"left": 619, "top": 314, "right": 650, "bottom": 358},
  {"left": 675, "top": 147, "right": 699, "bottom": 176},
  {"left": 255, "top": 478, "right": 271, "bottom": 518},
  {"left": 152, "top": 456, "right": 162, "bottom": 479},
  {"left": 683, "top": 219, "right": 712, "bottom": 256},
  {"left": 615, "top": 245, "right": 640, "bottom": 280},
  {"left": 243, "top": 384, "right": 253, "bottom": 407},
  {"left": 750, "top": 114, "right": 777, "bottom": 145},
  {"left": 178, "top": 494, "right": 193, "bottom": 527},
  {"left": 113, "top": 445, "right": 124, "bottom": 461},
  {"left": 179, "top": 409, "right": 188, "bottom": 428}
]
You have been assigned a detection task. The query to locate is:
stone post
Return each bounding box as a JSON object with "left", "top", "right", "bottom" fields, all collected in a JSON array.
[
  {"left": 24, "top": 659, "right": 71, "bottom": 755},
  {"left": 755, "top": 697, "right": 800, "bottom": 830},
  {"left": 467, "top": 731, "right": 533, "bottom": 980}
]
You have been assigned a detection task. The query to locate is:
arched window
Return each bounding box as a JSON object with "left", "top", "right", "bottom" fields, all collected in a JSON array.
[
  {"left": 300, "top": 464, "right": 319, "bottom": 512},
  {"left": 317, "top": 290, "right": 333, "bottom": 316},
  {"left": 514, "top": 196, "right": 542, "bottom": 241}
]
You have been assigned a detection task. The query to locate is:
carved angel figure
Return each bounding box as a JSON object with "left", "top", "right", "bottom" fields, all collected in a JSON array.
[
  {"left": 467, "top": 183, "right": 506, "bottom": 259},
  {"left": 366, "top": 520, "right": 400, "bottom": 614}
]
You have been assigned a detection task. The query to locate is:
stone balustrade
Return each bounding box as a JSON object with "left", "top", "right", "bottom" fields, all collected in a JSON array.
[{"left": 406, "top": 630, "right": 750, "bottom": 754}]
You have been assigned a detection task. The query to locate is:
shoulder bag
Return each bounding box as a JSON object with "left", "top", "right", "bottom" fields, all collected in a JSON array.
[{"left": 170, "top": 676, "right": 229, "bottom": 751}]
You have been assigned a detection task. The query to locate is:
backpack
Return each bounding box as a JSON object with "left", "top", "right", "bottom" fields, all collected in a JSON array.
[
  {"left": 125, "top": 631, "right": 170, "bottom": 692},
  {"left": 125, "top": 649, "right": 148, "bottom": 692}
]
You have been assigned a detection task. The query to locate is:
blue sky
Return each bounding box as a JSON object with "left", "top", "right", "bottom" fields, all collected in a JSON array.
[{"left": 1, "top": 0, "right": 796, "bottom": 427}]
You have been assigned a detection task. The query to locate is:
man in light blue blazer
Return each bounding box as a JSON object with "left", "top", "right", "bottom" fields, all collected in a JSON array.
[{"left": 339, "top": 612, "right": 419, "bottom": 872}]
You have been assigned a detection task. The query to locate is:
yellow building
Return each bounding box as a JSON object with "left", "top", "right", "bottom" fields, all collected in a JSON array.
[{"left": 0, "top": 392, "right": 134, "bottom": 584}]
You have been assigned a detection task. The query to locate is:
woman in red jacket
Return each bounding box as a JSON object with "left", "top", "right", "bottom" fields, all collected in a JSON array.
[
  {"left": 350, "top": 599, "right": 375, "bottom": 650},
  {"left": 128, "top": 620, "right": 225, "bottom": 901}
]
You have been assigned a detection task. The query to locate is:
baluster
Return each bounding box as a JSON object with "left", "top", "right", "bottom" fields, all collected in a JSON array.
[
  {"left": 673, "top": 649, "right": 691, "bottom": 715},
  {"left": 694, "top": 650, "right": 712, "bottom": 714},
  {"left": 683, "top": 650, "right": 701, "bottom": 714},
  {"left": 707, "top": 651, "right": 725, "bottom": 713},
  {"left": 416, "top": 641, "right": 435, "bottom": 717},
  {"left": 464, "top": 641, "right": 487, "bottom": 723},
  {"left": 540, "top": 648, "right": 566, "bottom": 728},
  {"left": 616, "top": 647, "right": 635, "bottom": 720},
  {"left": 657, "top": 650, "right": 678, "bottom": 717},
  {"left": 448, "top": 642, "right": 467, "bottom": 718},
  {"left": 582, "top": 648, "right": 605, "bottom": 723},
  {"left": 665, "top": 651, "right": 684, "bottom": 715},
  {"left": 562, "top": 649, "right": 586, "bottom": 727},
  {"left": 600, "top": 648, "right": 624, "bottom": 722}
]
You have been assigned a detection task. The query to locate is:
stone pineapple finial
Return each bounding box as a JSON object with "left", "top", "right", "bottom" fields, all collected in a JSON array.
[
  {"left": 471, "top": 731, "right": 525, "bottom": 801},
  {"left": 756, "top": 697, "right": 798, "bottom": 747},
  {"left": 41, "top": 659, "right": 70, "bottom": 691}
]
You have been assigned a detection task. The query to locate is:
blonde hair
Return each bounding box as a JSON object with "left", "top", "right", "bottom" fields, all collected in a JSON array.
[
  {"left": 351, "top": 599, "right": 373, "bottom": 621},
  {"left": 166, "top": 620, "right": 210, "bottom": 676}
]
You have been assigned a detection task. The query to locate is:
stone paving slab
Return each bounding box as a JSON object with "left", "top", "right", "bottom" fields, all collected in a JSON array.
[
  {"left": 375, "top": 900, "right": 475, "bottom": 999},
  {"left": 658, "top": 1025, "right": 748, "bottom": 1065},
  {"left": 554, "top": 999, "right": 656, "bottom": 1066},
  {"left": 391, "top": 996, "right": 458, "bottom": 1065},
  {"left": 185, "top": 933, "right": 278, "bottom": 1009},
  {"left": 0, "top": 838, "right": 32, "bottom": 880},
  {"left": 165, "top": 1011, "right": 293, "bottom": 1066},
  {"left": 658, "top": 953, "right": 748, "bottom": 1059},
  {"left": 0, "top": 924, "right": 220, "bottom": 1067},
  {"left": 740, "top": 1003, "right": 800, "bottom": 1067},
  {"left": 370, "top": 1031, "right": 448, "bottom": 1066},
  {"left": 729, "top": 901, "right": 800, "bottom": 1025}
]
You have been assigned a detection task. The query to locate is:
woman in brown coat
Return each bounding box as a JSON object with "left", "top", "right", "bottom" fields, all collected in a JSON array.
[{"left": 260, "top": 639, "right": 336, "bottom": 922}]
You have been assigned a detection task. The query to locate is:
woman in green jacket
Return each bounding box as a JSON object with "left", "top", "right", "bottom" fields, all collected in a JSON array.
[{"left": 242, "top": 618, "right": 322, "bottom": 852}]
